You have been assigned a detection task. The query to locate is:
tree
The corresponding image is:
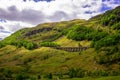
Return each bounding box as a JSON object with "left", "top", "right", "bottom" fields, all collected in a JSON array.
[
  {"left": 15, "top": 74, "right": 29, "bottom": 80},
  {"left": 0, "top": 42, "right": 5, "bottom": 48}
]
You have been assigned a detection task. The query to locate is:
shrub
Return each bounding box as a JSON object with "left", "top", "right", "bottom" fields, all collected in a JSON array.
[
  {"left": 0, "top": 42, "right": 6, "bottom": 48},
  {"left": 58, "top": 72, "right": 63, "bottom": 79},
  {"left": 67, "top": 25, "right": 92, "bottom": 41},
  {"left": 100, "top": 12, "right": 119, "bottom": 27},
  {"left": 45, "top": 32, "right": 63, "bottom": 42},
  {"left": 112, "top": 22, "right": 120, "bottom": 30},
  {"left": 0, "top": 73, "right": 5, "bottom": 80},
  {"left": 68, "top": 68, "right": 85, "bottom": 78},
  {"left": 67, "top": 25, "right": 108, "bottom": 41},
  {"left": 10, "top": 40, "right": 38, "bottom": 50},
  {"left": 44, "top": 73, "right": 53, "bottom": 79},
  {"left": 0, "top": 68, "right": 13, "bottom": 79},
  {"left": 92, "top": 33, "right": 120, "bottom": 50},
  {"left": 68, "top": 68, "right": 77, "bottom": 78},
  {"left": 37, "top": 75, "right": 41, "bottom": 79},
  {"left": 15, "top": 74, "right": 29, "bottom": 80},
  {"left": 95, "top": 46, "right": 120, "bottom": 65},
  {"left": 24, "top": 42, "right": 37, "bottom": 50},
  {"left": 111, "top": 70, "right": 120, "bottom": 76},
  {"left": 92, "top": 70, "right": 109, "bottom": 77}
]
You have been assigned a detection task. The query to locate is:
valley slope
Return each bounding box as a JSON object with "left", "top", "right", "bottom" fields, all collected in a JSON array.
[{"left": 0, "top": 6, "right": 120, "bottom": 80}]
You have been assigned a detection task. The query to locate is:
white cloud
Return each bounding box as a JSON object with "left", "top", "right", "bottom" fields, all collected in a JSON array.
[
  {"left": 0, "top": 20, "right": 33, "bottom": 32},
  {"left": 0, "top": 0, "right": 119, "bottom": 39},
  {"left": 0, "top": 31, "right": 11, "bottom": 40},
  {"left": 0, "top": 0, "right": 103, "bottom": 21}
]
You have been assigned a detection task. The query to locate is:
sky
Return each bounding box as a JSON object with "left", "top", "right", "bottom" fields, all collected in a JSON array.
[{"left": 0, "top": 0, "right": 120, "bottom": 40}]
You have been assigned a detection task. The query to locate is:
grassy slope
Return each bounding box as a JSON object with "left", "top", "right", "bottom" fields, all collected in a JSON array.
[
  {"left": 0, "top": 45, "right": 106, "bottom": 74},
  {"left": 54, "top": 36, "right": 91, "bottom": 47},
  {"left": 63, "top": 76, "right": 120, "bottom": 80},
  {"left": 0, "top": 6, "right": 120, "bottom": 79},
  {"left": 0, "top": 45, "right": 119, "bottom": 79},
  {"left": 0, "top": 46, "right": 102, "bottom": 72},
  {"left": 1, "top": 19, "right": 86, "bottom": 43}
]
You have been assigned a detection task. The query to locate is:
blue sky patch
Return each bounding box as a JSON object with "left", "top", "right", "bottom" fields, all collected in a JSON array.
[
  {"left": 112, "top": 0, "right": 120, "bottom": 4},
  {"left": 100, "top": 3, "right": 112, "bottom": 12},
  {"left": 83, "top": 5, "right": 91, "bottom": 8},
  {"left": 33, "top": 0, "right": 54, "bottom": 2},
  {"left": 85, "top": 11, "right": 93, "bottom": 14},
  {"left": 0, "top": 30, "right": 11, "bottom": 34},
  {"left": 102, "top": 0, "right": 120, "bottom": 4},
  {"left": 0, "top": 19, "right": 7, "bottom": 23},
  {"left": 102, "top": 0, "right": 110, "bottom": 2},
  {"left": 23, "top": 0, "right": 54, "bottom": 2}
]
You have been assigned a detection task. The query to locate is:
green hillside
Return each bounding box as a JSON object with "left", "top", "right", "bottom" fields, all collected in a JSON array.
[{"left": 0, "top": 6, "right": 120, "bottom": 80}]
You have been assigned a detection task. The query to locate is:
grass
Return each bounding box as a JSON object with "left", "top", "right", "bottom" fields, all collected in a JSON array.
[
  {"left": 1, "top": 19, "right": 86, "bottom": 43},
  {"left": 0, "top": 45, "right": 105, "bottom": 74},
  {"left": 63, "top": 76, "right": 120, "bottom": 80},
  {"left": 0, "top": 45, "right": 119, "bottom": 76},
  {"left": 0, "top": 7, "right": 120, "bottom": 79},
  {"left": 0, "top": 45, "right": 78, "bottom": 73},
  {"left": 54, "top": 36, "right": 91, "bottom": 47},
  {"left": 38, "top": 76, "right": 120, "bottom": 80}
]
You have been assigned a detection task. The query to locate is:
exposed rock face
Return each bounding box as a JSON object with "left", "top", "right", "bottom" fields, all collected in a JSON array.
[{"left": 25, "top": 27, "right": 52, "bottom": 36}]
